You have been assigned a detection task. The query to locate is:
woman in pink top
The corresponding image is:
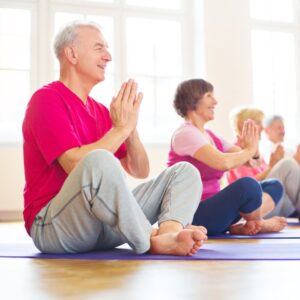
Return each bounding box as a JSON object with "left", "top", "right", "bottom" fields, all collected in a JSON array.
[
  {"left": 168, "top": 79, "right": 286, "bottom": 235},
  {"left": 227, "top": 107, "right": 300, "bottom": 219}
]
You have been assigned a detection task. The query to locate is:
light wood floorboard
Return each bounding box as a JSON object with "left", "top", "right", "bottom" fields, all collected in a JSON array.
[{"left": 1, "top": 222, "right": 299, "bottom": 300}]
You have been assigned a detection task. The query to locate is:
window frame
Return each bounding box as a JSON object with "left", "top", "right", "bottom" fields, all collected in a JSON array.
[
  {"left": 0, "top": 0, "right": 38, "bottom": 144},
  {"left": 250, "top": 0, "right": 300, "bottom": 144},
  {"left": 0, "top": 0, "right": 198, "bottom": 145}
]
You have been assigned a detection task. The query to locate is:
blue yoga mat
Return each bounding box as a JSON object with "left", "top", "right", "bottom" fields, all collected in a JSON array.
[{"left": 0, "top": 241, "right": 300, "bottom": 260}]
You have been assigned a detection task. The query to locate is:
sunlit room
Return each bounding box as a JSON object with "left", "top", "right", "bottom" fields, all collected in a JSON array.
[{"left": 0, "top": 0, "right": 300, "bottom": 299}]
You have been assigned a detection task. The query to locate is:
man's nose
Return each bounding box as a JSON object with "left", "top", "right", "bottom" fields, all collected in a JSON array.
[{"left": 104, "top": 50, "right": 112, "bottom": 61}]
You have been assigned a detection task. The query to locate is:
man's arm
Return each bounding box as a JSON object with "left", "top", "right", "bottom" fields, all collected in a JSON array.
[
  {"left": 120, "top": 129, "right": 149, "bottom": 178},
  {"left": 58, "top": 79, "right": 145, "bottom": 175},
  {"left": 58, "top": 126, "right": 129, "bottom": 174}
]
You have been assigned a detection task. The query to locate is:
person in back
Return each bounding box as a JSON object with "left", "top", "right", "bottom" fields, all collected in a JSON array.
[
  {"left": 167, "top": 79, "right": 286, "bottom": 236},
  {"left": 227, "top": 107, "right": 300, "bottom": 219},
  {"left": 260, "top": 115, "right": 300, "bottom": 166}
]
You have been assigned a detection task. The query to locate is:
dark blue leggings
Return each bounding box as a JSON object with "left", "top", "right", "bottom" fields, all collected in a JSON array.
[
  {"left": 192, "top": 177, "right": 283, "bottom": 235},
  {"left": 260, "top": 178, "right": 283, "bottom": 206}
]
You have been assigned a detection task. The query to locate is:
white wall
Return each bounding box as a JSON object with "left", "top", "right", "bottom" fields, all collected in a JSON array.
[
  {"left": 126, "top": 145, "right": 169, "bottom": 189},
  {"left": 0, "top": 0, "right": 255, "bottom": 216},
  {"left": 203, "top": 0, "right": 253, "bottom": 141},
  {"left": 0, "top": 147, "right": 24, "bottom": 218}
]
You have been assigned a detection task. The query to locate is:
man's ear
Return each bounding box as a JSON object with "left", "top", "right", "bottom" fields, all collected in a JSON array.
[{"left": 64, "top": 46, "right": 78, "bottom": 64}]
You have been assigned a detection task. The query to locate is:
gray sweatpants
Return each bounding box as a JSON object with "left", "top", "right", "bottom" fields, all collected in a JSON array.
[
  {"left": 30, "top": 150, "right": 202, "bottom": 254},
  {"left": 265, "top": 158, "right": 300, "bottom": 218}
]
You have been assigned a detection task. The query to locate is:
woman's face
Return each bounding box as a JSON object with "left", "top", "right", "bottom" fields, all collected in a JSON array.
[{"left": 194, "top": 91, "right": 217, "bottom": 122}]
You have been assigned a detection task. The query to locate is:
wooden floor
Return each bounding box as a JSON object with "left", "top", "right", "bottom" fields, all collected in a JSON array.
[{"left": 1, "top": 223, "right": 300, "bottom": 300}]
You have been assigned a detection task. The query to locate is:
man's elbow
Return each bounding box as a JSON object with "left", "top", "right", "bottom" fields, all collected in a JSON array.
[{"left": 58, "top": 152, "right": 81, "bottom": 174}]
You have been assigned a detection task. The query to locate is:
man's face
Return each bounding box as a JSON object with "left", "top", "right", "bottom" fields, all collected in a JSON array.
[
  {"left": 265, "top": 119, "right": 285, "bottom": 143},
  {"left": 73, "top": 27, "right": 112, "bottom": 84}
]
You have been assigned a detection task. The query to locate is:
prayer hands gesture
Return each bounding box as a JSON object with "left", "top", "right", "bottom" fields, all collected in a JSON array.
[
  {"left": 240, "top": 119, "right": 260, "bottom": 156},
  {"left": 110, "top": 79, "right": 143, "bottom": 136}
]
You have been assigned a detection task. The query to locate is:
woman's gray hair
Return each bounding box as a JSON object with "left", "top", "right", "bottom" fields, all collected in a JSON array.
[{"left": 53, "top": 20, "right": 102, "bottom": 60}]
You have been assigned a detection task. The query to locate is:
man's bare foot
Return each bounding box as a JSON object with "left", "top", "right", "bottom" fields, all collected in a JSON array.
[
  {"left": 151, "top": 228, "right": 159, "bottom": 237},
  {"left": 260, "top": 216, "right": 287, "bottom": 233},
  {"left": 229, "top": 220, "right": 263, "bottom": 235},
  {"left": 185, "top": 225, "right": 208, "bottom": 237},
  {"left": 150, "top": 229, "right": 206, "bottom": 256}
]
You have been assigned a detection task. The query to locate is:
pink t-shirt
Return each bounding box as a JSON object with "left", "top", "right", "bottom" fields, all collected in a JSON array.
[
  {"left": 22, "top": 81, "right": 126, "bottom": 234},
  {"left": 167, "top": 122, "right": 233, "bottom": 200}
]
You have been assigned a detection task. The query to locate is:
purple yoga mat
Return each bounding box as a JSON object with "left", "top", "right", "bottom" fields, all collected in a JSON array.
[
  {"left": 211, "top": 227, "right": 300, "bottom": 239},
  {"left": 287, "top": 222, "right": 300, "bottom": 227},
  {"left": 1, "top": 241, "right": 300, "bottom": 260}
]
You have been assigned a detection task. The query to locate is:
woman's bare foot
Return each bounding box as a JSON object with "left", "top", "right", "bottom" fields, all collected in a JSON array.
[
  {"left": 150, "top": 229, "right": 206, "bottom": 256},
  {"left": 229, "top": 220, "right": 263, "bottom": 235},
  {"left": 260, "top": 216, "right": 287, "bottom": 233}
]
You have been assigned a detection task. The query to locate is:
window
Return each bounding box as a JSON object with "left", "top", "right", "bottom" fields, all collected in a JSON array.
[
  {"left": 126, "top": 0, "right": 181, "bottom": 10},
  {"left": 0, "top": 7, "right": 31, "bottom": 142},
  {"left": 250, "top": 0, "right": 300, "bottom": 145},
  {"left": 0, "top": 0, "right": 196, "bottom": 144},
  {"left": 126, "top": 17, "right": 182, "bottom": 141},
  {"left": 250, "top": 0, "right": 294, "bottom": 22}
]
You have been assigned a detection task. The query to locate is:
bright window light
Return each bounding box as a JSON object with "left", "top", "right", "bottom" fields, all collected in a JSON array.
[
  {"left": 252, "top": 30, "right": 297, "bottom": 144},
  {"left": 0, "top": 8, "right": 31, "bottom": 143},
  {"left": 126, "top": 0, "right": 181, "bottom": 10},
  {"left": 250, "top": 0, "right": 294, "bottom": 22},
  {"left": 126, "top": 18, "right": 182, "bottom": 142}
]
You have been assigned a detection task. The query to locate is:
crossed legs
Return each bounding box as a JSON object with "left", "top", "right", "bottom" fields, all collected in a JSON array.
[{"left": 30, "top": 150, "right": 207, "bottom": 256}]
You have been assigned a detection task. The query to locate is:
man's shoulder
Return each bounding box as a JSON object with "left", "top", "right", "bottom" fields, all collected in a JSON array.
[{"left": 31, "top": 81, "right": 62, "bottom": 103}]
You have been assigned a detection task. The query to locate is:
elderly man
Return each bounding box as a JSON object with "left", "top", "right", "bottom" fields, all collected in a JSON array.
[
  {"left": 22, "top": 21, "right": 206, "bottom": 256},
  {"left": 261, "top": 115, "right": 300, "bottom": 165}
]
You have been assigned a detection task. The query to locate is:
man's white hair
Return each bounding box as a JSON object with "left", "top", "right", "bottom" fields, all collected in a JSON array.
[
  {"left": 53, "top": 20, "right": 102, "bottom": 60},
  {"left": 263, "top": 115, "right": 284, "bottom": 128}
]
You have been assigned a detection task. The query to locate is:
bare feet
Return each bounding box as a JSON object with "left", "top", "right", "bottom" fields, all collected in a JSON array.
[
  {"left": 151, "top": 228, "right": 159, "bottom": 237},
  {"left": 150, "top": 229, "right": 206, "bottom": 256},
  {"left": 229, "top": 216, "right": 287, "bottom": 235},
  {"left": 229, "top": 220, "right": 262, "bottom": 235},
  {"left": 260, "top": 216, "right": 287, "bottom": 233},
  {"left": 185, "top": 224, "right": 208, "bottom": 236}
]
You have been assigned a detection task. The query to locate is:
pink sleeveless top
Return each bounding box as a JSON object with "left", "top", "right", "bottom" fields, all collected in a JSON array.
[{"left": 168, "top": 127, "right": 226, "bottom": 201}]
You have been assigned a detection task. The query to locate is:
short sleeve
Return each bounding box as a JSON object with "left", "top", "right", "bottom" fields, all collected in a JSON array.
[
  {"left": 218, "top": 136, "right": 234, "bottom": 152},
  {"left": 172, "top": 123, "right": 209, "bottom": 156},
  {"left": 115, "top": 143, "right": 127, "bottom": 159},
  {"left": 28, "top": 90, "right": 81, "bottom": 165}
]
